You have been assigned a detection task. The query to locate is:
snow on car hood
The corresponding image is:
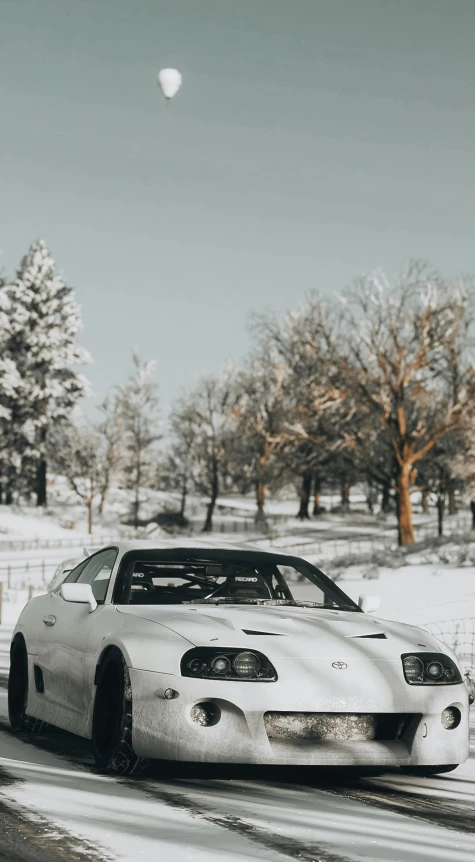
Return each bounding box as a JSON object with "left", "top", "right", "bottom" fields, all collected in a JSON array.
[{"left": 117, "top": 603, "right": 441, "bottom": 659}]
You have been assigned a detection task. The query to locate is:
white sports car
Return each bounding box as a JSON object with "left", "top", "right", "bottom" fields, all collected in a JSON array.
[{"left": 9, "top": 540, "right": 470, "bottom": 776}]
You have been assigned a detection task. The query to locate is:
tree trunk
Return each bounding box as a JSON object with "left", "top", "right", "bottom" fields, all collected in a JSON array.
[
  {"left": 255, "top": 480, "right": 267, "bottom": 530},
  {"left": 366, "top": 488, "right": 374, "bottom": 514},
  {"left": 36, "top": 423, "right": 48, "bottom": 507},
  {"left": 381, "top": 481, "right": 391, "bottom": 514},
  {"left": 87, "top": 499, "right": 93, "bottom": 535},
  {"left": 180, "top": 476, "right": 187, "bottom": 517},
  {"left": 395, "top": 466, "right": 415, "bottom": 546},
  {"left": 340, "top": 480, "right": 350, "bottom": 513},
  {"left": 470, "top": 500, "right": 475, "bottom": 530},
  {"left": 421, "top": 489, "right": 429, "bottom": 515},
  {"left": 202, "top": 455, "right": 219, "bottom": 533},
  {"left": 436, "top": 495, "right": 445, "bottom": 537},
  {"left": 297, "top": 472, "right": 312, "bottom": 520},
  {"left": 202, "top": 497, "right": 217, "bottom": 533},
  {"left": 0, "top": 483, "right": 3, "bottom": 505},
  {"left": 36, "top": 458, "right": 47, "bottom": 507},
  {"left": 448, "top": 489, "right": 456, "bottom": 516},
  {"left": 133, "top": 456, "right": 142, "bottom": 530},
  {"left": 98, "top": 471, "right": 109, "bottom": 516},
  {"left": 313, "top": 475, "right": 322, "bottom": 517},
  {"left": 133, "top": 488, "right": 140, "bottom": 530}
]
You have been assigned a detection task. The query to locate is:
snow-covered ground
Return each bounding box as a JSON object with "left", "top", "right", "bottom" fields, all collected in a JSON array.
[
  {"left": 2, "top": 480, "right": 470, "bottom": 544},
  {"left": 0, "top": 504, "right": 474, "bottom": 675},
  {"left": 0, "top": 505, "right": 87, "bottom": 541}
]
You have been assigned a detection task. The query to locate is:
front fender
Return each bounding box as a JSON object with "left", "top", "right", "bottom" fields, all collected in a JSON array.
[{"left": 91, "top": 612, "right": 193, "bottom": 676}]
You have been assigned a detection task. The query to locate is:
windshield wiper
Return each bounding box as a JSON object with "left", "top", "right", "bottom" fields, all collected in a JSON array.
[
  {"left": 186, "top": 598, "right": 266, "bottom": 605},
  {"left": 250, "top": 600, "right": 360, "bottom": 611},
  {"left": 279, "top": 601, "right": 360, "bottom": 611},
  {"left": 186, "top": 598, "right": 359, "bottom": 610}
]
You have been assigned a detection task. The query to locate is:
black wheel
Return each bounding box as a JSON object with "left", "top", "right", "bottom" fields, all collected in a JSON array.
[
  {"left": 8, "top": 637, "right": 43, "bottom": 733},
  {"left": 92, "top": 649, "right": 147, "bottom": 776},
  {"left": 401, "top": 764, "right": 459, "bottom": 776}
]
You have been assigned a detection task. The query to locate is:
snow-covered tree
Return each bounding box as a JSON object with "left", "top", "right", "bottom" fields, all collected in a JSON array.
[
  {"left": 2, "top": 240, "right": 89, "bottom": 505},
  {"left": 116, "top": 354, "right": 161, "bottom": 529},
  {"left": 0, "top": 280, "right": 19, "bottom": 503}
]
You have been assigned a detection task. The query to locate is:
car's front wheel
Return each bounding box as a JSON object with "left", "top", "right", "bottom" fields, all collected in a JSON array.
[
  {"left": 92, "top": 649, "right": 147, "bottom": 776},
  {"left": 401, "top": 764, "right": 459, "bottom": 777},
  {"left": 8, "top": 636, "right": 43, "bottom": 733}
]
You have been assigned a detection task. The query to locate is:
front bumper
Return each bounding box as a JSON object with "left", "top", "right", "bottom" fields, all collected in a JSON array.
[{"left": 129, "top": 661, "right": 470, "bottom": 766}]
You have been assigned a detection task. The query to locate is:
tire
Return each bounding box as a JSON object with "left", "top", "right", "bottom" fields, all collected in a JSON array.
[
  {"left": 8, "top": 637, "right": 43, "bottom": 733},
  {"left": 92, "top": 649, "right": 147, "bottom": 776},
  {"left": 401, "top": 764, "right": 459, "bottom": 776}
]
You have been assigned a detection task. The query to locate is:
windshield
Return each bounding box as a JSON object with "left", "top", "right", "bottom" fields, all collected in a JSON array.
[{"left": 115, "top": 553, "right": 360, "bottom": 612}]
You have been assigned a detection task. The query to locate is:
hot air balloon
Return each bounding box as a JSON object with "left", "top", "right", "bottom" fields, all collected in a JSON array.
[{"left": 157, "top": 68, "right": 182, "bottom": 102}]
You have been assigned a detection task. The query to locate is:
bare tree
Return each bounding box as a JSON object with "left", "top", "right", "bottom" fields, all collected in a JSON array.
[
  {"left": 163, "top": 397, "right": 201, "bottom": 519},
  {"left": 251, "top": 296, "right": 351, "bottom": 521},
  {"left": 339, "top": 264, "right": 475, "bottom": 544},
  {"left": 173, "top": 374, "right": 234, "bottom": 533},
  {"left": 117, "top": 354, "right": 161, "bottom": 529},
  {"left": 96, "top": 394, "right": 123, "bottom": 515},
  {"left": 451, "top": 408, "right": 475, "bottom": 530},
  {"left": 49, "top": 423, "right": 104, "bottom": 534},
  {"left": 230, "top": 354, "right": 291, "bottom": 529}
]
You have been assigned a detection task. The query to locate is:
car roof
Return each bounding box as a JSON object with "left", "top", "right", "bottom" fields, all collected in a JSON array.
[{"left": 91, "top": 537, "right": 298, "bottom": 561}]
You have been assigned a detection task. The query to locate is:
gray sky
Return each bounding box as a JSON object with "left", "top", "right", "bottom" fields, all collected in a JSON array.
[{"left": 1, "top": 0, "right": 475, "bottom": 415}]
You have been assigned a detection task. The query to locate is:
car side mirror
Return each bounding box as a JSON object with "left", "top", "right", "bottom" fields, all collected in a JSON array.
[
  {"left": 358, "top": 594, "right": 380, "bottom": 614},
  {"left": 60, "top": 582, "right": 97, "bottom": 613}
]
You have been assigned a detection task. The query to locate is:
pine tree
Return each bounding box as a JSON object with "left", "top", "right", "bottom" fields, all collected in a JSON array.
[
  {"left": 3, "top": 240, "right": 90, "bottom": 505},
  {"left": 0, "top": 276, "right": 27, "bottom": 503}
]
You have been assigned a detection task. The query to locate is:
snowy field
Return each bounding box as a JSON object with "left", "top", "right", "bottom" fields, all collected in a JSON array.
[{"left": 0, "top": 493, "right": 475, "bottom": 684}]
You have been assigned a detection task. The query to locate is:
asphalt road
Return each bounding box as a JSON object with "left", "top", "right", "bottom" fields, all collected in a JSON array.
[{"left": 0, "top": 678, "right": 474, "bottom": 862}]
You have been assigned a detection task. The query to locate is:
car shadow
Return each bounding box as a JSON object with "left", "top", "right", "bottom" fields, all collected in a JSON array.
[{"left": 0, "top": 716, "right": 395, "bottom": 788}]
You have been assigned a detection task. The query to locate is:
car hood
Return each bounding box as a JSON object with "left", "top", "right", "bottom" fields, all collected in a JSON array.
[{"left": 117, "top": 604, "right": 441, "bottom": 659}]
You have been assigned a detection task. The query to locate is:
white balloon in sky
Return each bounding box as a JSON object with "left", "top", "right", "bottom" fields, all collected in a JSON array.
[{"left": 157, "top": 68, "right": 182, "bottom": 101}]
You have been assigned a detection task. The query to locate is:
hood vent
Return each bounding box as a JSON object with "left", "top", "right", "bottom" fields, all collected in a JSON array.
[
  {"left": 351, "top": 632, "right": 387, "bottom": 639},
  {"left": 242, "top": 629, "right": 284, "bottom": 636}
]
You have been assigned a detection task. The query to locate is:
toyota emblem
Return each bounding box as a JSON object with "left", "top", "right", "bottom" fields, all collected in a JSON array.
[{"left": 332, "top": 661, "right": 348, "bottom": 670}]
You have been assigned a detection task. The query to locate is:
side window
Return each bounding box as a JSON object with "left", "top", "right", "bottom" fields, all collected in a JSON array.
[
  {"left": 76, "top": 549, "right": 118, "bottom": 604},
  {"left": 61, "top": 559, "right": 89, "bottom": 587}
]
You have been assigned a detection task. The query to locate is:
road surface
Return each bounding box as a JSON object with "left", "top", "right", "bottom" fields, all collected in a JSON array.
[{"left": 0, "top": 635, "right": 474, "bottom": 862}]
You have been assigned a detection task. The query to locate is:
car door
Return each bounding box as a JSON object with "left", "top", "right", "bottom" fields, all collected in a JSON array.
[{"left": 37, "top": 549, "right": 117, "bottom": 716}]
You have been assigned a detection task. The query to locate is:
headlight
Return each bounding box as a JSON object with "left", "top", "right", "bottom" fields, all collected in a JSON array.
[
  {"left": 402, "top": 653, "right": 462, "bottom": 685},
  {"left": 181, "top": 648, "right": 277, "bottom": 681},
  {"left": 234, "top": 651, "right": 260, "bottom": 678}
]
